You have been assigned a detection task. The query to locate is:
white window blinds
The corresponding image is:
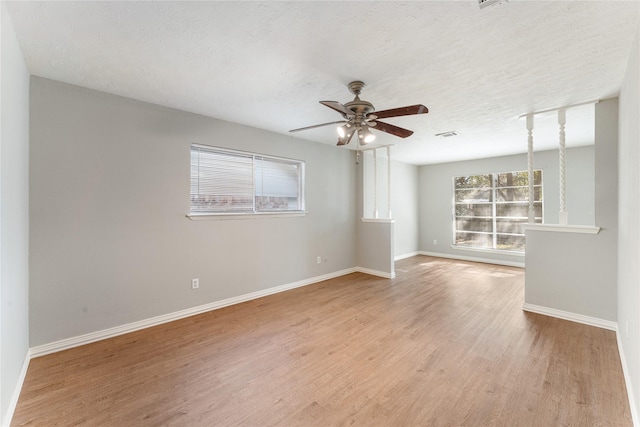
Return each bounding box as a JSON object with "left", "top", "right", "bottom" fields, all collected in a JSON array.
[{"left": 190, "top": 144, "right": 304, "bottom": 215}]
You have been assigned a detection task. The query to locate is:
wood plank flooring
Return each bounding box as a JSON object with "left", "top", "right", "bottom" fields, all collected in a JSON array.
[{"left": 12, "top": 256, "right": 631, "bottom": 426}]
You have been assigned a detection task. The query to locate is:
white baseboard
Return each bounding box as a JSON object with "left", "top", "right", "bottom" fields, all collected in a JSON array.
[
  {"left": 2, "top": 348, "right": 31, "bottom": 427},
  {"left": 30, "top": 268, "right": 358, "bottom": 358},
  {"left": 419, "top": 251, "right": 525, "bottom": 268},
  {"left": 355, "top": 267, "right": 395, "bottom": 279},
  {"left": 522, "top": 303, "right": 617, "bottom": 331},
  {"left": 394, "top": 251, "right": 419, "bottom": 261},
  {"left": 617, "top": 329, "right": 639, "bottom": 427}
]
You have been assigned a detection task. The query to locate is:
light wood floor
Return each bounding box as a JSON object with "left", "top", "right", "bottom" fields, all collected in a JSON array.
[{"left": 13, "top": 256, "right": 631, "bottom": 426}]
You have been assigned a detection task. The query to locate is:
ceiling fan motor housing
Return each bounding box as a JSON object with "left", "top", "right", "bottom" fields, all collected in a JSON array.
[{"left": 345, "top": 81, "right": 375, "bottom": 118}]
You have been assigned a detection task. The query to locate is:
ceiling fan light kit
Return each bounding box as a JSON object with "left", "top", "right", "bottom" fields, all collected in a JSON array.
[{"left": 290, "top": 81, "right": 428, "bottom": 147}]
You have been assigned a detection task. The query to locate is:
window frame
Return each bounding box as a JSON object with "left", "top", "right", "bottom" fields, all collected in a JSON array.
[
  {"left": 188, "top": 144, "right": 306, "bottom": 219},
  {"left": 452, "top": 170, "right": 543, "bottom": 253}
]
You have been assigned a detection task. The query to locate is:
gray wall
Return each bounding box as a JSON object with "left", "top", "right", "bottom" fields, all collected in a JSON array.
[
  {"left": 525, "top": 99, "right": 619, "bottom": 322},
  {"left": 418, "top": 146, "right": 595, "bottom": 265},
  {"left": 29, "top": 77, "right": 358, "bottom": 347},
  {"left": 618, "top": 26, "right": 640, "bottom": 422},
  {"left": 0, "top": 4, "right": 30, "bottom": 424},
  {"left": 391, "top": 160, "right": 419, "bottom": 258},
  {"left": 357, "top": 221, "right": 395, "bottom": 276}
]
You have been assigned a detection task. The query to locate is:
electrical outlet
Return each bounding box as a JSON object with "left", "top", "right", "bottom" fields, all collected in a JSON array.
[
  {"left": 191, "top": 278, "right": 199, "bottom": 290},
  {"left": 317, "top": 256, "right": 322, "bottom": 264},
  {"left": 433, "top": 239, "right": 437, "bottom": 245}
]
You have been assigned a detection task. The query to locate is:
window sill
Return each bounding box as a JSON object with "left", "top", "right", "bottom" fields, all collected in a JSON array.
[
  {"left": 522, "top": 224, "right": 600, "bottom": 234},
  {"left": 187, "top": 211, "right": 308, "bottom": 220},
  {"left": 450, "top": 245, "right": 525, "bottom": 256},
  {"left": 361, "top": 218, "right": 396, "bottom": 223}
]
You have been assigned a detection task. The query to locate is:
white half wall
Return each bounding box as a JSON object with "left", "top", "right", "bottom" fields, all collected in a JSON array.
[
  {"left": 524, "top": 98, "right": 619, "bottom": 323},
  {"left": 1, "top": 3, "right": 31, "bottom": 424}
]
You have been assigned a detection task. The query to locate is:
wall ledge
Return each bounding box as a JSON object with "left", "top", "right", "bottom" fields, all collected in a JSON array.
[
  {"left": 361, "top": 218, "right": 395, "bottom": 223},
  {"left": 523, "top": 224, "right": 600, "bottom": 234},
  {"left": 187, "top": 211, "right": 307, "bottom": 220}
]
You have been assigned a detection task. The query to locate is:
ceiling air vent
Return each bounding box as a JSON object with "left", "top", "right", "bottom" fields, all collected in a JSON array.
[
  {"left": 479, "top": 0, "right": 508, "bottom": 9},
  {"left": 435, "top": 131, "right": 458, "bottom": 138}
]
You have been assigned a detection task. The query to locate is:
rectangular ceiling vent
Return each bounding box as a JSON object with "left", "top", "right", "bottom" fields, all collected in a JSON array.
[
  {"left": 435, "top": 131, "right": 458, "bottom": 138},
  {"left": 479, "top": 0, "right": 508, "bottom": 9}
]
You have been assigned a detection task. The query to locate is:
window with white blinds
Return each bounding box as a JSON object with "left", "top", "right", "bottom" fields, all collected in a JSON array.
[{"left": 190, "top": 144, "right": 305, "bottom": 215}]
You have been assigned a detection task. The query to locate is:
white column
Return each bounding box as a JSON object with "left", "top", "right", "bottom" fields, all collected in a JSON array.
[
  {"left": 387, "top": 146, "right": 392, "bottom": 219},
  {"left": 373, "top": 148, "right": 378, "bottom": 219},
  {"left": 558, "top": 109, "right": 568, "bottom": 225},
  {"left": 527, "top": 115, "right": 535, "bottom": 223}
]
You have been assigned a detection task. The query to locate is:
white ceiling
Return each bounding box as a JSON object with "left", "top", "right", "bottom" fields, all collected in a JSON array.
[{"left": 5, "top": 1, "right": 639, "bottom": 165}]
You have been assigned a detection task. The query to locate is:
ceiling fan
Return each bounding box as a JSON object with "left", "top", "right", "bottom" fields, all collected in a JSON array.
[{"left": 289, "top": 81, "right": 429, "bottom": 146}]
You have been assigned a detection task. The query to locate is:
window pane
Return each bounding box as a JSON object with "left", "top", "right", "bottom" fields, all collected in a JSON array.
[
  {"left": 456, "top": 218, "right": 493, "bottom": 233},
  {"left": 496, "top": 234, "right": 526, "bottom": 251},
  {"left": 497, "top": 171, "right": 527, "bottom": 187},
  {"left": 496, "top": 218, "right": 527, "bottom": 234},
  {"left": 455, "top": 232, "right": 492, "bottom": 249},
  {"left": 495, "top": 186, "right": 528, "bottom": 202},
  {"left": 190, "top": 148, "right": 254, "bottom": 213},
  {"left": 454, "top": 174, "right": 491, "bottom": 189},
  {"left": 496, "top": 203, "right": 528, "bottom": 218},
  {"left": 455, "top": 203, "right": 493, "bottom": 217},
  {"left": 455, "top": 188, "right": 492, "bottom": 203},
  {"left": 495, "top": 186, "right": 542, "bottom": 202},
  {"left": 255, "top": 157, "right": 302, "bottom": 211}
]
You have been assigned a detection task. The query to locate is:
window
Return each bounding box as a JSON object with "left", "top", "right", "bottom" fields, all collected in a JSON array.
[
  {"left": 453, "top": 170, "right": 542, "bottom": 251},
  {"left": 190, "top": 144, "right": 304, "bottom": 215}
]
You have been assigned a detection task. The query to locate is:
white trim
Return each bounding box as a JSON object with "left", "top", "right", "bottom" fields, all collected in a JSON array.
[
  {"left": 30, "top": 268, "right": 356, "bottom": 358},
  {"left": 361, "top": 218, "right": 395, "bottom": 223},
  {"left": 395, "top": 251, "right": 419, "bottom": 261},
  {"left": 517, "top": 99, "right": 599, "bottom": 119},
  {"left": 617, "top": 330, "right": 639, "bottom": 427},
  {"left": 523, "top": 224, "right": 600, "bottom": 234},
  {"left": 2, "top": 349, "right": 31, "bottom": 427},
  {"left": 450, "top": 244, "right": 524, "bottom": 257},
  {"left": 355, "top": 267, "right": 395, "bottom": 279},
  {"left": 522, "top": 303, "right": 617, "bottom": 331},
  {"left": 187, "top": 212, "right": 307, "bottom": 220},
  {"left": 419, "top": 251, "right": 525, "bottom": 268},
  {"left": 357, "top": 144, "right": 394, "bottom": 152}
]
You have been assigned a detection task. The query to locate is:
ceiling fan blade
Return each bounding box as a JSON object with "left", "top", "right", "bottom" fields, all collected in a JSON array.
[
  {"left": 320, "top": 101, "right": 356, "bottom": 117},
  {"left": 371, "top": 121, "right": 414, "bottom": 138},
  {"left": 373, "top": 104, "right": 429, "bottom": 119},
  {"left": 289, "top": 121, "right": 345, "bottom": 133}
]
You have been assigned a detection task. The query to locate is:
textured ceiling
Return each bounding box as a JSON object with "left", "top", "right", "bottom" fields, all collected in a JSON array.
[{"left": 5, "top": 1, "right": 639, "bottom": 165}]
